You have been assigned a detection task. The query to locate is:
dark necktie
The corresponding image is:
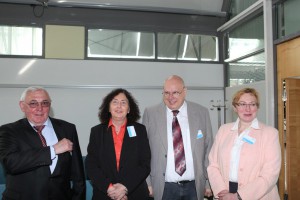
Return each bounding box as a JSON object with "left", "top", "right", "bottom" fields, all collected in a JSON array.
[
  {"left": 33, "top": 125, "right": 47, "bottom": 147},
  {"left": 172, "top": 110, "right": 186, "bottom": 176}
]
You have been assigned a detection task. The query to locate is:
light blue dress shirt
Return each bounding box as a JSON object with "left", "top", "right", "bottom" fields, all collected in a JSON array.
[{"left": 30, "top": 118, "right": 58, "bottom": 174}]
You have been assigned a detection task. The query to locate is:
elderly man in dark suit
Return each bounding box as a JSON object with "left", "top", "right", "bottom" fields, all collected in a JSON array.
[
  {"left": 0, "top": 86, "right": 86, "bottom": 200},
  {"left": 143, "top": 75, "right": 213, "bottom": 200}
]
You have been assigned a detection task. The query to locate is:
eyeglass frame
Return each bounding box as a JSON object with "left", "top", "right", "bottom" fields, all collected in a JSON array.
[
  {"left": 162, "top": 88, "right": 185, "bottom": 98},
  {"left": 235, "top": 102, "right": 258, "bottom": 109},
  {"left": 23, "top": 100, "right": 51, "bottom": 108}
]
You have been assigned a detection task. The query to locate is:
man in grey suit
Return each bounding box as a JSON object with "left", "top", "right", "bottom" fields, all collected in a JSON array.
[{"left": 142, "top": 75, "right": 213, "bottom": 200}]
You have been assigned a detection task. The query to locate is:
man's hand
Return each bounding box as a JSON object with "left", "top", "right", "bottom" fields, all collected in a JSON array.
[{"left": 53, "top": 138, "right": 73, "bottom": 154}]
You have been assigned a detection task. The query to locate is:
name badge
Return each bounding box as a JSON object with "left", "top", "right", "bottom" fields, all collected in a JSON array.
[
  {"left": 127, "top": 126, "right": 137, "bottom": 137},
  {"left": 197, "top": 130, "right": 203, "bottom": 139},
  {"left": 242, "top": 135, "right": 256, "bottom": 144}
]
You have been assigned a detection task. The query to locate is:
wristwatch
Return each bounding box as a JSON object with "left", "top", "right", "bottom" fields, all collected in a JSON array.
[{"left": 237, "top": 192, "right": 242, "bottom": 200}]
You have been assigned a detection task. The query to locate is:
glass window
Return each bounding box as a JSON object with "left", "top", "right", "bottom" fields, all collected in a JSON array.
[
  {"left": 227, "top": 14, "right": 264, "bottom": 60},
  {"left": 228, "top": 52, "right": 265, "bottom": 86},
  {"left": 157, "top": 33, "right": 218, "bottom": 61},
  {"left": 224, "top": 13, "right": 265, "bottom": 87},
  {"left": 0, "top": 25, "right": 43, "bottom": 56},
  {"left": 87, "top": 29, "right": 155, "bottom": 59},
  {"left": 229, "top": 0, "right": 259, "bottom": 19},
  {"left": 280, "top": 0, "right": 300, "bottom": 38}
]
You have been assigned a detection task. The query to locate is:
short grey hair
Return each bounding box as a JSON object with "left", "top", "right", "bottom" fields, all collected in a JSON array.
[{"left": 20, "top": 86, "right": 51, "bottom": 101}]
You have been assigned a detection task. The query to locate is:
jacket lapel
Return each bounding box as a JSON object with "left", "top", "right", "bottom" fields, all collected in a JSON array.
[
  {"left": 50, "top": 118, "right": 64, "bottom": 141},
  {"left": 47, "top": 118, "right": 63, "bottom": 176},
  {"left": 119, "top": 125, "right": 129, "bottom": 169},
  {"left": 105, "top": 126, "right": 118, "bottom": 173},
  {"left": 187, "top": 102, "right": 198, "bottom": 150},
  {"left": 158, "top": 103, "right": 168, "bottom": 152},
  {"left": 20, "top": 119, "right": 45, "bottom": 148}
]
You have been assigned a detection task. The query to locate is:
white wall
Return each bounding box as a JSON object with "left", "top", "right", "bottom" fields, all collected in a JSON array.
[{"left": 0, "top": 58, "right": 224, "bottom": 155}]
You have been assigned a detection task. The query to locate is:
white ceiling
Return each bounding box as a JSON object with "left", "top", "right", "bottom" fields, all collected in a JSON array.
[{"left": 0, "top": 0, "right": 226, "bottom": 16}]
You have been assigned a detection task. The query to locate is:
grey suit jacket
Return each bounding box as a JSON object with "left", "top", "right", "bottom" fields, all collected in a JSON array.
[{"left": 142, "top": 101, "right": 213, "bottom": 200}]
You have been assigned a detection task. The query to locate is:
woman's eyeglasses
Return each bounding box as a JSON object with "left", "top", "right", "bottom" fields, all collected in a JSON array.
[{"left": 236, "top": 102, "right": 257, "bottom": 109}]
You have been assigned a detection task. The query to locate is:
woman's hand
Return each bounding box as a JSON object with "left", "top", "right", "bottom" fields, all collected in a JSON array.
[
  {"left": 204, "top": 188, "right": 213, "bottom": 197},
  {"left": 107, "top": 183, "right": 128, "bottom": 200},
  {"left": 217, "top": 190, "right": 239, "bottom": 200}
]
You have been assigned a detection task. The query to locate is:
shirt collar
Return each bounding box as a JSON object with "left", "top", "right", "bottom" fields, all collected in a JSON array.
[
  {"left": 29, "top": 117, "right": 51, "bottom": 128},
  {"left": 166, "top": 101, "right": 187, "bottom": 117},
  {"left": 108, "top": 118, "right": 127, "bottom": 128},
  {"left": 231, "top": 117, "right": 260, "bottom": 131}
]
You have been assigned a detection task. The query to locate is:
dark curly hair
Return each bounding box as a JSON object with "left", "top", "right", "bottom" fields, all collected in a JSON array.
[{"left": 98, "top": 88, "right": 141, "bottom": 124}]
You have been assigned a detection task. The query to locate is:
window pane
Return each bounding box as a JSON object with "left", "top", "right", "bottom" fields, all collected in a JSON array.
[
  {"left": 229, "top": 0, "right": 259, "bottom": 18},
  {"left": 283, "top": 0, "right": 300, "bottom": 37},
  {"left": 157, "top": 33, "right": 218, "bottom": 61},
  {"left": 227, "top": 14, "right": 264, "bottom": 60},
  {"left": 275, "top": 0, "right": 300, "bottom": 39},
  {"left": 0, "top": 26, "right": 43, "bottom": 56},
  {"left": 228, "top": 52, "right": 265, "bottom": 87},
  {"left": 87, "top": 29, "right": 154, "bottom": 59}
]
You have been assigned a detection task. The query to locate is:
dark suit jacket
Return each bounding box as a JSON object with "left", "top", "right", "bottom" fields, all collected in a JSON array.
[
  {"left": 0, "top": 117, "right": 86, "bottom": 200},
  {"left": 85, "top": 122, "right": 151, "bottom": 200}
]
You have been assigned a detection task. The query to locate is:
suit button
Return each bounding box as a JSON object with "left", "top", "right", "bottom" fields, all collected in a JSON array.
[
  {"left": 163, "top": 173, "right": 165, "bottom": 176},
  {"left": 165, "top": 154, "right": 167, "bottom": 158}
]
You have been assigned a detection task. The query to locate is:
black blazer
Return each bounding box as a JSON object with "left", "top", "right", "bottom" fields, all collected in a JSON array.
[
  {"left": 85, "top": 122, "right": 151, "bottom": 200},
  {"left": 0, "top": 118, "right": 86, "bottom": 200}
]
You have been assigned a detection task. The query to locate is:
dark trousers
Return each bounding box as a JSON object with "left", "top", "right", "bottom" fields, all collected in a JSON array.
[
  {"left": 229, "top": 181, "right": 238, "bottom": 193},
  {"left": 162, "top": 181, "right": 197, "bottom": 200}
]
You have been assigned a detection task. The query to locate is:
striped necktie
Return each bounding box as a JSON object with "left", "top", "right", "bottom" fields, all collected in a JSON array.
[
  {"left": 172, "top": 110, "right": 186, "bottom": 176},
  {"left": 33, "top": 125, "right": 47, "bottom": 147}
]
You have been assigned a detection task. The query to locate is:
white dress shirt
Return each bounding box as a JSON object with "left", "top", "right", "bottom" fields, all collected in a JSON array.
[
  {"left": 229, "top": 118, "right": 259, "bottom": 182},
  {"left": 165, "top": 101, "right": 195, "bottom": 182}
]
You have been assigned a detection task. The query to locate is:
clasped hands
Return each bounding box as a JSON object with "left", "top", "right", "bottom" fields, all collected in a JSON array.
[
  {"left": 217, "top": 190, "right": 238, "bottom": 200},
  {"left": 107, "top": 183, "right": 128, "bottom": 200}
]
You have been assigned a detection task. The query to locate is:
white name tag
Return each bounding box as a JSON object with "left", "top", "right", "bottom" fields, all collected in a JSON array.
[
  {"left": 127, "top": 126, "right": 137, "bottom": 137},
  {"left": 197, "top": 130, "right": 203, "bottom": 139},
  {"left": 242, "top": 135, "right": 256, "bottom": 144}
]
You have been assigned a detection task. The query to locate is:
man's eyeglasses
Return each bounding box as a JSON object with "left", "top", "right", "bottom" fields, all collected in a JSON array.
[
  {"left": 236, "top": 102, "right": 257, "bottom": 109},
  {"left": 25, "top": 100, "right": 51, "bottom": 108},
  {"left": 162, "top": 91, "right": 183, "bottom": 98}
]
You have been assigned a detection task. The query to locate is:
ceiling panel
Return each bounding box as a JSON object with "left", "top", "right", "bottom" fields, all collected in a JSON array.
[{"left": 0, "top": 0, "right": 226, "bottom": 16}]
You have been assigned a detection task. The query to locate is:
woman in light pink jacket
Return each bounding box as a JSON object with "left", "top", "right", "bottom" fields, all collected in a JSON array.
[{"left": 207, "top": 88, "right": 281, "bottom": 200}]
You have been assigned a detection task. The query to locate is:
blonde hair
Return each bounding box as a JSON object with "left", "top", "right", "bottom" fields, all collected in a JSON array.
[{"left": 232, "top": 88, "right": 260, "bottom": 108}]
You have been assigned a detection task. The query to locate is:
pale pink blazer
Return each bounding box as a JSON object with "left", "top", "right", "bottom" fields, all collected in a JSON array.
[{"left": 207, "top": 121, "right": 281, "bottom": 200}]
